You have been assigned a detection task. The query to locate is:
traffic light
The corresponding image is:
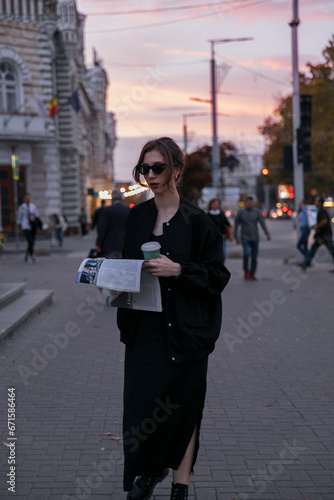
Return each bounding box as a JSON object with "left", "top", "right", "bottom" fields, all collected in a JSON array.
[
  {"left": 261, "top": 168, "right": 269, "bottom": 176},
  {"left": 297, "top": 94, "right": 312, "bottom": 172}
]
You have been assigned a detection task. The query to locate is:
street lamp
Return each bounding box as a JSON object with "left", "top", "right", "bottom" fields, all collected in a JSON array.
[
  {"left": 182, "top": 112, "right": 211, "bottom": 154},
  {"left": 208, "top": 37, "right": 253, "bottom": 189},
  {"left": 289, "top": 0, "right": 304, "bottom": 207}
]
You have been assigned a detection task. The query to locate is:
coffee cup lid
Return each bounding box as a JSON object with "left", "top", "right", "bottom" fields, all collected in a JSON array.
[{"left": 141, "top": 242, "right": 161, "bottom": 251}]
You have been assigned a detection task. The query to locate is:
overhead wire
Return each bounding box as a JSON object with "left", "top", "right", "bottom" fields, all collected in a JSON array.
[
  {"left": 85, "top": 0, "right": 258, "bottom": 17},
  {"left": 106, "top": 58, "right": 290, "bottom": 88},
  {"left": 86, "top": 0, "right": 272, "bottom": 35}
]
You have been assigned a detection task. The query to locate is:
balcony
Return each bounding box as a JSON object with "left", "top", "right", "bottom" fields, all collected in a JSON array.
[{"left": 0, "top": 113, "right": 54, "bottom": 142}]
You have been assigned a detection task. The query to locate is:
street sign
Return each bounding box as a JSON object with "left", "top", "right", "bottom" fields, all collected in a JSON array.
[{"left": 11, "top": 155, "right": 19, "bottom": 180}]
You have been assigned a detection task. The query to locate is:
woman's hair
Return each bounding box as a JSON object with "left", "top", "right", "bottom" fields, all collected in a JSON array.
[
  {"left": 208, "top": 197, "right": 221, "bottom": 211},
  {"left": 133, "top": 137, "right": 185, "bottom": 187}
]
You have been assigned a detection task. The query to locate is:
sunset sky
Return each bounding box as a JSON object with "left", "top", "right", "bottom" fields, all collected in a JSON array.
[{"left": 75, "top": 0, "right": 334, "bottom": 182}]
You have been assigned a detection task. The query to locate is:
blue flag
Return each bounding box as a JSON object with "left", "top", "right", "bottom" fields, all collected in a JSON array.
[{"left": 68, "top": 89, "right": 80, "bottom": 113}]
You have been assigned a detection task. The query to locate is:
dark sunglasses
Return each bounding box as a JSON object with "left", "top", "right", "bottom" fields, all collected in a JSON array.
[{"left": 135, "top": 162, "right": 167, "bottom": 175}]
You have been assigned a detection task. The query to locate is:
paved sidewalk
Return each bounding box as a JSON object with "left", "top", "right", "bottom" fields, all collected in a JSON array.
[{"left": 0, "top": 222, "right": 333, "bottom": 499}]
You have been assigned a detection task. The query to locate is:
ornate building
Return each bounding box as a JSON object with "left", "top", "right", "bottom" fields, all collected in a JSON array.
[{"left": 0, "top": 0, "right": 116, "bottom": 234}]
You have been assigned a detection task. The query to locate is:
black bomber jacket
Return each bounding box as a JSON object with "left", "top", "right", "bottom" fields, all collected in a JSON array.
[{"left": 117, "top": 196, "right": 231, "bottom": 363}]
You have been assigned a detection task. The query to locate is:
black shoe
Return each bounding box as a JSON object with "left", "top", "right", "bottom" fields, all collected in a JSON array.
[
  {"left": 170, "top": 482, "right": 188, "bottom": 500},
  {"left": 127, "top": 468, "right": 169, "bottom": 500}
]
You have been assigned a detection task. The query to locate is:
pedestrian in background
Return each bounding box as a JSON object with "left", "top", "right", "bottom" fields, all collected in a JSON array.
[
  {"left": 55, "top": 214, "right": 68, "bottom": 247},
  {"left": 117, "top": 137, "right": 230, "bottom": 500},
  {"left": 78, "top": 207, "right": 88, "bottom": 237},
  {"left": 92, "top": 199, "right": 106, "bottom": 236},
  {"left": 301, "top": 196, "right": 334, "bottom": 272},
  {"left": 234, "top": 196, "right": 271, "bottom": 280},
  {"left": 207, "top": 197, "right": 233, "bottom": 263},
  {"left": 49, "top": 214, "right": 57, "bottom": 247},
  {"left": 95, "top": 191, "right": 130, "bottom": 258},
  {"left": 17, "top": 193, "right": 40, "bottom": 262},
  {"left": 296, "top": 200, "right": 310, "bottom": 259}
]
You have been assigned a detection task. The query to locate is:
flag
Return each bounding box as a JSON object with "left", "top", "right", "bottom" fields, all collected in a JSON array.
[
  {"left": 68, "top": 89, "right": 80, "bottom": 113},
  {"left": 48, "top": 96, "right": 58, "bottom": 118}
]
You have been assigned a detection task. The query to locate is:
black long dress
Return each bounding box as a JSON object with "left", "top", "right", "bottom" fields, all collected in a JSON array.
[{"left": 123, "top": 235, "right": 208, "bottom": 491}]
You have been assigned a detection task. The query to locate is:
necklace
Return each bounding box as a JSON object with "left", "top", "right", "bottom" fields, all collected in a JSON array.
[{"left": 159, "top": 207, "right": 178, "bottom": 218}]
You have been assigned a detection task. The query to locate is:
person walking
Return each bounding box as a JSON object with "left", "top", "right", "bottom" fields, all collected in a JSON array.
[
  {"left": 17, "top": 193, "right": 40, "bottom": 262},
  {"left": 207, "top": 197, "right": 233, "bottom": 263},
  {"left": 55, "top": 214, "right": 68, "bottom": 247},
  {"left": 78, "top": 208, "right": 88, "bottom": 237},
  {"left": 92, "top": 199, "right": 106, "bottom": 236},
  {"left": 95, "top": 191, "right": 130, "bottom": 258},
  {"left": 49, "top": 214, "right": 57, "bottom": 247},
  {"left": 234, "top": 196, "right": 271, "bottom": 280},
  {"left": 296, "top": 200, "right": 310, "bottom": 259},
  {"left": 301, "top": 196, "right": 334, "bottom": 272},
  {"left": 117, "top": 137, "right": 230, "bottom": 500}
]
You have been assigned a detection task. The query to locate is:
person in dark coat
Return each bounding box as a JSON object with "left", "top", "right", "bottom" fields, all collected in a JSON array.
[
  {"left": 301, "top": 196, "right": 334, "bottom": 272},
  {"left": 95, "top": 190, "right": 130, "bottom": 258},
  {"left": 117, "top": 137, "right": 231, "bottom": 500},
  {"left": 92, "top": 199, "right": 106, "bottom": 236},
  {"left": 207, "top": 197, "right": 233, "bottom": 263}
]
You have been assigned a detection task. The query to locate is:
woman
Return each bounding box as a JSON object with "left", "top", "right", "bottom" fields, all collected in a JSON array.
[
  {"left": 207, "top": 197, "right": 233, "bottom": 263},
  {"left": 117, "top": 137, "right": 230, "bottom": 500}
]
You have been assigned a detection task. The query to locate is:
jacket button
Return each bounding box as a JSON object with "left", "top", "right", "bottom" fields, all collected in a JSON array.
[
  {"left": 168, "top": 323, "right": 172, "bottom": 327},
  {"left": 172, "top": 357, "right": 175, "bottom": 361},
  {"left": 166, "top": 252, "right": 169, "bottom": 255},
  {"left": 168, "top": 288, "right": 171, "bottom": 291},
  {"left": 166, "top": 223, "right": 170, "bottom": 226}
]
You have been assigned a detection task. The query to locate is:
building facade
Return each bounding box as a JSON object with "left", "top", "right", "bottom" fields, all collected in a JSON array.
[
  {"left": 0, "top": 0, "right": 116, "bottom": 234},
  {"left": 221, "top": 153, "right": 263, "bottom": 210}
]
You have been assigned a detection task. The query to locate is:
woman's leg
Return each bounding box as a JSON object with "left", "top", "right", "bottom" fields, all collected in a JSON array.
[{"left": 172, "top": 427, "right": 197, "bottom": 485}]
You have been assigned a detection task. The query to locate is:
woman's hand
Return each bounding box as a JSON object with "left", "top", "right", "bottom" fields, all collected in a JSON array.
[{"left": 142, "top": 254, "right": 180, "bottom": 277}]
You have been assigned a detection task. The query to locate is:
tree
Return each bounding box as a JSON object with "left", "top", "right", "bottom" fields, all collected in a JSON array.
[
  {"left": 258, "top": 35, "right": 334, "bottom": 200},
  {"left": 179, "top": 141, "right": 238, "bottom": 202}
]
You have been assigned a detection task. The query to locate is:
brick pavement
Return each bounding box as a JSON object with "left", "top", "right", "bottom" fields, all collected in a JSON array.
[{"left": 0, "top": 222, "right": 334, "bottom": 500}]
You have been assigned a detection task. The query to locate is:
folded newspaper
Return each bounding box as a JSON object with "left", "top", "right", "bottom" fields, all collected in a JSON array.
[{"left": 76, "top": 258, "right": 162, "bottom": 312}]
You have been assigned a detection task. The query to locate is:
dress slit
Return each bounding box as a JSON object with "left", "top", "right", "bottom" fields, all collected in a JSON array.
[{"left": 123, "top": 311, "right": 208, "bottom": 491}]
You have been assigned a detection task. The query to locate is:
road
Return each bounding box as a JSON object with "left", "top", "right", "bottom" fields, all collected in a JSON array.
[{"left": 0, "top": 220, "right": 333, "bottom": 499}]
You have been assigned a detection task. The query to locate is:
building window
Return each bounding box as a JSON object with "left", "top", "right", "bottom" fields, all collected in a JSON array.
[
  {"left": 69, "top": 4, "right": 74, "bottom": 23},
  {"left": 62, "top": 4, "right": 68, "bottom": 23},
  {"left": 0, "top": 62, "right": 18, "bottom": 112}
]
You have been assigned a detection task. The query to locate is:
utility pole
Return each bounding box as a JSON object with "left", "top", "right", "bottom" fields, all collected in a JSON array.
[
  {"left": 290, "top": 0, "right": 304, "bottom": 207},
  {"left": 208, "top": 38, "right": 253, "bottom": 190}
]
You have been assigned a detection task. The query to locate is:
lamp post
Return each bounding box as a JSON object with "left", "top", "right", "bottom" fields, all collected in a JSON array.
[
  {"left": 188, "top": 97, "right": 230, "bottom": 156},
  {"left": 208, "top": 37, "right": 253, "bottom": 189},
  {"left": 183, "top": 111, "right": 212, "bottom": 154},
  {"left": 289, "top": 0, "right": 304, "bottom": 207}
]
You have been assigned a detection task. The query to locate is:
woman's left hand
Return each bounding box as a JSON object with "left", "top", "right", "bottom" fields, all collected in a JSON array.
[{"left": 142, "top": 254, "right": 180, "bottom": 278}]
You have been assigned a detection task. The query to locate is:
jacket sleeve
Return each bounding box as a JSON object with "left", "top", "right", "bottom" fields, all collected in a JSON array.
[
  {"left": 175, "top": 216, "right": 230, "bottom": 296},
  {"left": 258, "top": 211, "right": 270, "bottom": 236}
]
